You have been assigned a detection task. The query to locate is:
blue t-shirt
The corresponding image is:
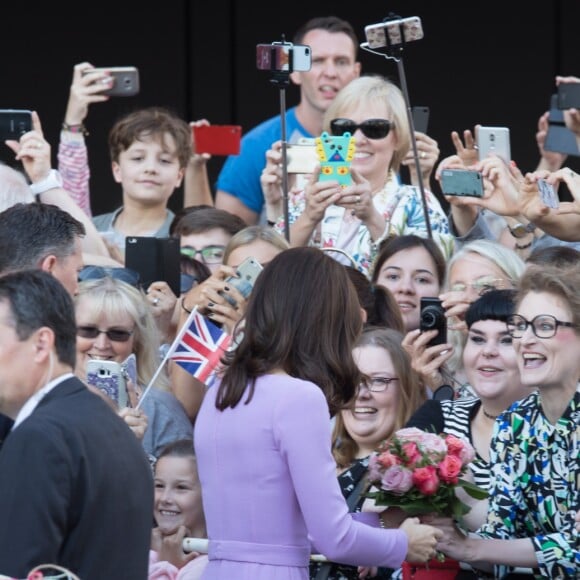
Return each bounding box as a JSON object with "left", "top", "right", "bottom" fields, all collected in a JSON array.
[{"left": 216, "top": 107, "right": 310, "bottom": 215}]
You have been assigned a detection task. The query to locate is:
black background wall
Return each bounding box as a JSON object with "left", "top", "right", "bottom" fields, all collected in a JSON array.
[{"left": 2, "top": 1, "right": 579, "bottom": 215}]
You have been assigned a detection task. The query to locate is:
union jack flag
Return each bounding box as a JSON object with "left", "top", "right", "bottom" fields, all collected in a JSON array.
[{"left": 169, "top": 308, "right": 231, "bottom": 383}]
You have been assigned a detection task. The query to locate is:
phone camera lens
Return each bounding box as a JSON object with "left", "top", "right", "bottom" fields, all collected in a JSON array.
[{"left": 490, "top": 134, "right": 495, "bottom": 142}]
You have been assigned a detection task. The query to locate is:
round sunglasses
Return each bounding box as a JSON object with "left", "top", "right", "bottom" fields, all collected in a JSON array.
[{"left": 330, "top": 118, "right": 394, "bottom": 140}]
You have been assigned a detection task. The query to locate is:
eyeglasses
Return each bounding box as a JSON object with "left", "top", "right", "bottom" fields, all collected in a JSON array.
[
  {"left": 330, "top": 118, "right": 394, "bottom": 140},
  {"left": 451, "top": 276, "right": 509, "bottom": 296},
  {"left": 180, "top": 245, "right": 225, "bottom": 265},
  {"left": 77, "top": 326, "right": 134, "bottom": 342},
  {"left": 359, "top": 375, "right": 399, "bottom": 392},
  {"left": 78, "top": 266, "right": 141, "bottom": 288},
  {"left": 506, "top": 314, "right": 578, "bottom": 339}
]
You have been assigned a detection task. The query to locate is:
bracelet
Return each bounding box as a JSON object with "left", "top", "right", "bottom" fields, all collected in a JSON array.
[
  {"left": 181, "top": 297, "right": 192, "bottom": 314},
  {"left": 62, "top": 122, "right": 89, "bottom": 136},
  {"left": 515, "top": 240, "right": 533, "bottom": 250}
]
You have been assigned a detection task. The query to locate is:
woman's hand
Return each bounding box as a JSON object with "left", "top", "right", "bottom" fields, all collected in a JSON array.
[
  {"left": 119, "top": 407, "right": 148, "bottom": 441},
  {"left": 147, "top": 281, "right": 178, "bottom": 342},
  {"left": 303, "top": 171, "right": 344, "bottom": 225},
  {"left": 151, "top": 525, "right": 199, "bottom": 569},
  {"left": 400, "top": 517, "right": 443, "bottom": 563},
  {"left": 450, "top": 129, "right": 478, "bottom": 167},
  {"left": 402, "top": 329, "right": 454, "bottom": 391},
  {"left": 402, "top": 131, "right": 440, "bottom": 186}
]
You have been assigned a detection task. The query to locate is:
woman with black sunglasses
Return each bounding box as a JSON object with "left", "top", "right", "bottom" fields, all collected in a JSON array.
[
  {"left": 262, "top": 74, "right": 453, "bottom": 276},
  {"left": 431, "top": 264, "right": 580, "bottom": 579}
]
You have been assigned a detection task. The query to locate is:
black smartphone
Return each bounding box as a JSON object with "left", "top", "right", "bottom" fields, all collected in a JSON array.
[
  {"left": 440, "top": 168, "right": 484, "bottom": 198},
  {"left": 412, "top": 106, "right": 430, "bottom": 134},
  {"left": 557, "top": 82, "right": 580, "bottom": 110},
  {"left": 420, "top": 297, "right": 447, "bottom": 347},
  {"left": 125, "top": 237, "right": 181, "bottom": 296},
  {"left": 544, "top": 94, "right": 580, "bottom": 157},
  {"left": 0, "top": 109, "right": 32, "bottom": 141}
]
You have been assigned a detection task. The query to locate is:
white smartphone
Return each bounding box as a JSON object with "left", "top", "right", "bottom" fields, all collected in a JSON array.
[
  {"left": 220, "top": 257, "right": 263, "bottom": 307},
  {"left": 256, "top": 44, "right": 311, "bottom": 72},
  {"left": 286, "top": 143, "right": 318, "bottom": 174},
  {"left": 86, "top": 359, "right": 129, "bottom": 409},
  {"left": 476, "top": 126, "right": 511, "bottom": 164},
  {"left": 82, "top": 66, "right": 140, "bottom": 97},
  {"left": 365, "top": 16, "right": 424, "bottom": 49}
]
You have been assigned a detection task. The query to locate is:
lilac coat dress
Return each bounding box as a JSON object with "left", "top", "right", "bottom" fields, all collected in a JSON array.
[{"left": 194, "top": 374, "right": 408, "bottom": 579}]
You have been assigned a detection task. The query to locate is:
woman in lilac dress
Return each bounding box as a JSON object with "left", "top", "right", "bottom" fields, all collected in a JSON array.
[{"left": 194, "top": 247, "right": 442, "bottom": 579}]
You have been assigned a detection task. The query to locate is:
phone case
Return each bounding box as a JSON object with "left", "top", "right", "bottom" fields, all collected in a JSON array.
[
  {"left": 411, "top": 106, "right": 430, "bottom": 134},
  {"left": 365, "top": 16, "right": 424, "bottom": 49},
  {"left": 193, "top": 125, "right": 242, "bottom": 156},
  {"left": 440, "top": 169, "right": 484, "bottom": 198},
  {"left": 545, "top": 94, "right": 580, "bottom": 156},
  {"left": 220, "top": 257, "right": 263, "bottom": 307},
  {"left": 0, "top": 109, "right": 32, "bottom": 141},
  {"left": 86, "top": 360, "right": 129, "bottom": 408},
  {"left": 557, "top": 82, "right": 580, "bottom": 110},
  {"left": 125, "top": 237, "right": 181, "bottom": 296},
  {"left": 476, "top": 126, "right": 511, "bottom": 164},
  {"left": 83, "top": 67, "right": 140, "bottom": 97},
  {"left": 315, "top": 131, "right": 355, "bottom": 187}
]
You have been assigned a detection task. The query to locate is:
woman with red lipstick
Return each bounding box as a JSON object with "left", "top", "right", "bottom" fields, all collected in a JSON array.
[{"left": 433, "top": 265, "right": 580, "bottom": 579}]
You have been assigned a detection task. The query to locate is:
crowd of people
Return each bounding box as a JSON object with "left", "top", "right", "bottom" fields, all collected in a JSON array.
[{"left": 0, "top": 13, "right": 579, "bottom": 580}]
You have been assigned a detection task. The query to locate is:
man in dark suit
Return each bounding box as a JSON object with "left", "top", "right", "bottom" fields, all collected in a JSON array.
[{"left": 0, "top": 270, "right": 154, "bottom": 579}]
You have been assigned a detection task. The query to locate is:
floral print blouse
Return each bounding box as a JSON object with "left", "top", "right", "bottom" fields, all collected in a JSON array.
[
  {"left": 276, "top": 175, "right": 454, "bottom": 277},
  {"left": 478, "top": 388, "right": 580, "bottom": 578}
]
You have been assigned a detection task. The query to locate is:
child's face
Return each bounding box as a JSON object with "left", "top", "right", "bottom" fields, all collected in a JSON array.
[
  {"left": 154, "top": 455, "right": 204, "bottom": 535},
  {"left": 112, "top": 134, "right": 185, "bottom": 207}
]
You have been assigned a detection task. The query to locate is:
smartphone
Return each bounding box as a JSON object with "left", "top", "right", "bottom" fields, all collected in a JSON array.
[
  {"left": 256, "top": 43, "right": 311, "bottom": 72},
  {"left": 0, "top": 109, "right": 32, "bottom": 141},
  {"left": 86, "top": 360, "right": 129, "bottom": 409},
  {"left": 82, "top": 66, "right": 140, "bottom": 97},
  {"left": 411, "top": 106, "right": 430, "bottom": 134},
  {"left": 364, "top": 16, "right": 424, "bottom": 49},
  {"left": 316, "top": 132, "right": 355, "bottom": 187},
  {"left": 476, "top": 126, "right": 511, "bottom": 164},
  {"left": 125, "top": 237, "right": 181, "bottom": 296},
  {"left": 192, "top": 124, "right": 242, "bottom": 156},
  {"left": 420, "top": 297, "right": 447, "bottom": 347},
  {"left": 557, "top": 82, "right": 580, "bottom": 110},
  {"left": 544, "top": 94, "right": 580, "bottom": 156},
  {"left": 537, "top": 179, "right": 559, "bottom": 209},
  {"left": 286, "top": 143, "right": 318, "bottom": 174},
  {"left": 220, "top": 257, "right": 263, "bottom": 307},
  {"left": 440, "top": 168, "right": 484, "bottom": 198}
]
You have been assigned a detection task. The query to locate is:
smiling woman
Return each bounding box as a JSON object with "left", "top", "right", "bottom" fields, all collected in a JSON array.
[{"left": 434, "top": 264, "right": 580, "bottom": 579}]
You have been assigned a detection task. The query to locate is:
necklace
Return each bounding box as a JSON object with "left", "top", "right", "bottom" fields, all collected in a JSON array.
[{"left": 482, "top": 408, "right": 499, "bottom": 420}]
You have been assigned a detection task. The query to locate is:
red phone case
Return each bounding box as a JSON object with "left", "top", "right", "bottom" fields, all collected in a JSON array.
[{"left": 193, "top": 124, "right": 242, "bottom": 156}]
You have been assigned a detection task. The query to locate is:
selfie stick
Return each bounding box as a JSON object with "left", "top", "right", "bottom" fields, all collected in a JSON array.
[
  {"left": 360, "top": 15, "right": 433, "bottom": 238},
  {"left": 263, "top": 37, "right": 293, "bottom": 242}
]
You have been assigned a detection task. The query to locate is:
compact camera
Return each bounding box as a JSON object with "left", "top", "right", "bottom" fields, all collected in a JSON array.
[{"left": 420, "top": 297, "right": 447, "bottom": 346}]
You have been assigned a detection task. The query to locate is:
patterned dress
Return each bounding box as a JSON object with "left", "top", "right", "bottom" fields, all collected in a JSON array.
[{"left": 478, "top": 388, "right": 580, "bottom": 578}]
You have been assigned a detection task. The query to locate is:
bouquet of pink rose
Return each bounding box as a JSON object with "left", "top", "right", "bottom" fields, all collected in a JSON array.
[{"left": 366, "top": 427, "right": 488, "bottom": 518}]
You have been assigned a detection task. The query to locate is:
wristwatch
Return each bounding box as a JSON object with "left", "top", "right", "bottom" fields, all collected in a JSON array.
[
  {"left": 507, "top": 220, "right": 536, "bottom": 239},
  {"left": 29, "top": 169, "right": 64, "bottom": 196}
]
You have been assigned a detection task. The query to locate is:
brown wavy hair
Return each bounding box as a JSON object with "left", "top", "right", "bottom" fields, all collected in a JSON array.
[{"left": 216, "top": 247, "right": 363, "bottom": 416}]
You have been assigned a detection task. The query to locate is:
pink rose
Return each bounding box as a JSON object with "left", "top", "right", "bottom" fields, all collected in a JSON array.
[
  {"left": 420, "top": 432, "right": 448, "bottom": 454},
  {"left": 381, "top": 465, "right": 414, "bottom": 495},
  {"left": 395, "top": 427, "right": 426, "bottom": 441},
  {"left": 368, "top": 454, "right": 383, "bottom": 482},
  {"left": 459, "top": 442, "right": 476, "bottom": 465},
  {"left": 377, "top": 450, "right": 402, "bottom": 468},
  {"left": 445, "top": 434, "right": 465, "bottom": 456},
  {"left": 438, "top": 454, "right": 463, "bottom": 484},
  {"left": 412, "top": 465, "right": 440, "bottom": 495},
  {"left": 402, "top": 442, "right": 422, "bottom": 466}
]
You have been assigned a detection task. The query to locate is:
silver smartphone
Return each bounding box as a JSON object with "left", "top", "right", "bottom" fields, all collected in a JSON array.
[
  {"left": 220, "top": 257, "right": 263, "bottom": 307},
  {"left": 476, "top": 126, "right": 511, "bottom": 164},
  {"left": 82, "top": 66, "right": 140, "bottom": 97},
  {"left": 286, "top": 143, "right": 318, "bottom": 174},
  {"left": 86, "top": 359, "right": 129, "bottom": 408},
  {"left": 256, "top": 44, "right": 311, "bottom": 72}
]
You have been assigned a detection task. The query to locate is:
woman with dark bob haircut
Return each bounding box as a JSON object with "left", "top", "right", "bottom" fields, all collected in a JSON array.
[{"left": 194, "top": 247, "right": 442, "bottom": 580}]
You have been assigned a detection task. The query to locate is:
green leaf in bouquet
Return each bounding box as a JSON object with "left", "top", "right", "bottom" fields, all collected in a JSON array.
[
  {"left": 450, "top": 497, "right": 471, "bottom": 518},
  {"left": 457, "top": 478, "right": 489, "bottom": 500}
]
